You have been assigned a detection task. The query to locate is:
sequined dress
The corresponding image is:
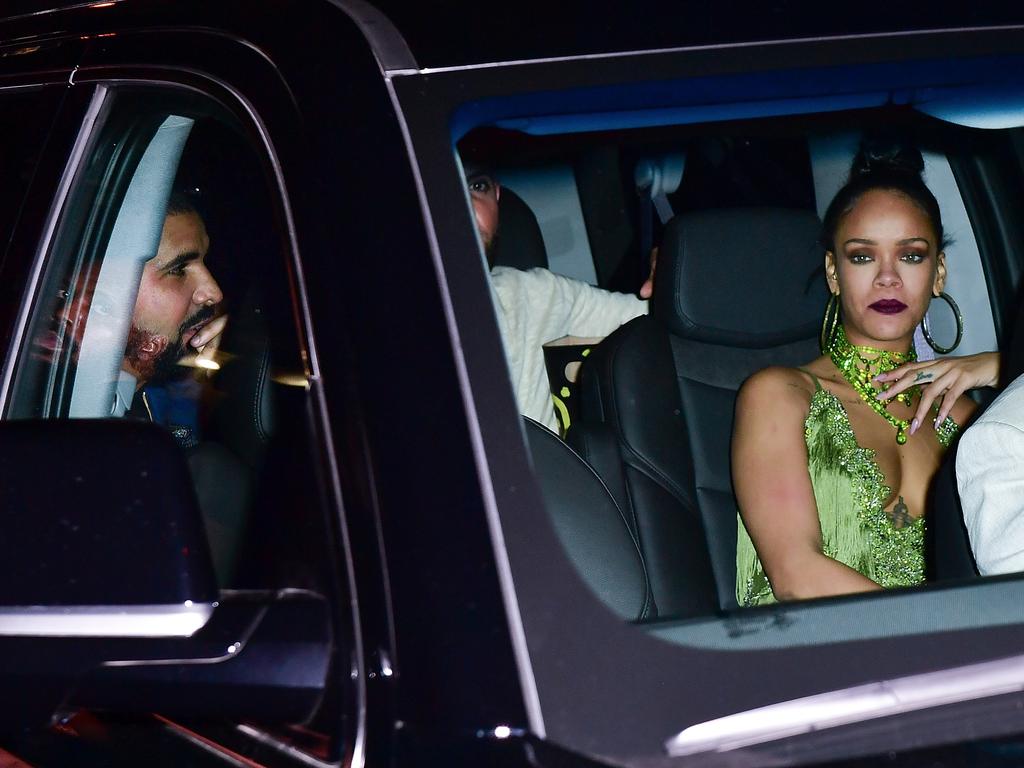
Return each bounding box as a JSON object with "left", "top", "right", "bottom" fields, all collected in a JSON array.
[{"left": 735, "top": 372, "right": 959, "bottom": 607}]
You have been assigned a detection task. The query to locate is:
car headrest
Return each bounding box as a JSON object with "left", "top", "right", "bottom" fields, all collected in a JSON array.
[
  {"left": 651, "top": 207, "right": 825, "bottom": 349},
  {"left": 211, "top": 294, "right": 275, "bottom": 469},
  {"left": 490, "top": 186, "right": 548, "bottom": 271}
]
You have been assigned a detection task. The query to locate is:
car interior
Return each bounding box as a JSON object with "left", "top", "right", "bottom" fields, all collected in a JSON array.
[{"left": 460, "top": 102, "right": 1024, "bottom": 625}]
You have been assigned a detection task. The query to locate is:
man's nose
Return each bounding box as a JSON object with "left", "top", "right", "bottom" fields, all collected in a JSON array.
[{"left": 193, "top": 267, "right": 223, "bottom": 307}]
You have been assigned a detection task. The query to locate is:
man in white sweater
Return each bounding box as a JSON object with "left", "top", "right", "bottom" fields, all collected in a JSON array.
[
  {"left": 467, "top": 170, "right": 651, "bottom": 432},
  {"left": 957, "top": 373, "right": 1024, "bottom": 575}
]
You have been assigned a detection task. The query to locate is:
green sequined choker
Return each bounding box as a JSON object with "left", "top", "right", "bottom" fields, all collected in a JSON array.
[{"left": 827, "top": 324, "right": 918, "bottom": 444}]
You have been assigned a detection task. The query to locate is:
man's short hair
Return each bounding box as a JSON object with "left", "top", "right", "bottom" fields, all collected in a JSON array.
[{"left": 166, "top": 190, "right": 200, "bottom": 218}]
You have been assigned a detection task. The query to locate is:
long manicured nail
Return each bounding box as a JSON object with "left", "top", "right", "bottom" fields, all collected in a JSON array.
[{"left": 910, "top": 418, "right": 920, "bottom": 435}]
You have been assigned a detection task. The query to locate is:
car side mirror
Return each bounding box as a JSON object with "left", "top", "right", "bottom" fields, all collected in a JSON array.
[
  {"left": 0, "top": 419, "right": 330, "bottom": 729},
  {"left": 0, "top": 418, "right": 217, "bottom": 632}
]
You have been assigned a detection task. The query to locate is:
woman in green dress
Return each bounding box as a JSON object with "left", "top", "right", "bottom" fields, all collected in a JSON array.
[{"left": 734, "top": 144, "right": 999, "bottom": 606}]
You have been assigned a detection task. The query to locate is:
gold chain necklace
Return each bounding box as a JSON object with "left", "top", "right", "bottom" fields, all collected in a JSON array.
[{"left": 827, "top": 324, "right": 918, "bottom": 444}]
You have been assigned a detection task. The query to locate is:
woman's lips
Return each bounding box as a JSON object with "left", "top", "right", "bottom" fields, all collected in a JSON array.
[{"left": 869, "top": 299, "right": 907, "bottom": 314}]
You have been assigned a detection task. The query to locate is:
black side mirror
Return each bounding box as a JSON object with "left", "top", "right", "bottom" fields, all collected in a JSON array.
[
  {"left": 0, "top": 420, "right": 330, "bottom": 729},
  {"left": 0, "top": 419, "right": 217, "bottom": 631}
]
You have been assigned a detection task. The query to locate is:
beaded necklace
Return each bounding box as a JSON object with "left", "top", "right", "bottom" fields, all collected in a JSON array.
[{"left": 827, "top": 324, "right": 918, "bottom": 445}]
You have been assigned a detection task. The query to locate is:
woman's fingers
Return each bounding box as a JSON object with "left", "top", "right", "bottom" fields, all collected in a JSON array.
[
  {"left": 875, "top": 362, "right": 946, "bottom": 402},
  {"left": 909, "top": 370, "right": 962, "bottom": 434}
]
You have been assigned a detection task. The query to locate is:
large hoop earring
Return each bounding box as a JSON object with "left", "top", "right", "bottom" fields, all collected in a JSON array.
[
  {"left": 820, "top": 293, "right": 840, "bottom": 353},
  {"left": 921, "top": 291, "right": 964, "bottom": 354}
]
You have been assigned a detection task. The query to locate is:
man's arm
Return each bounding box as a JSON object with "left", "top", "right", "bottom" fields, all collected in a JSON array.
[{"left": 957, "top": 419, "right": 1024, "bottom": 575}]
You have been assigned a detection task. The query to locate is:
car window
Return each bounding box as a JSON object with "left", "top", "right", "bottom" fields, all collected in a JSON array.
[
  {"left": 3, "top": 87, "right": 349, "bottom": 765},
  {"left": 0, "top": 88, "right": 63, "bottom": 267},
  {"left": 457, "top": 105, "right": 1016, "bottom": 622}
]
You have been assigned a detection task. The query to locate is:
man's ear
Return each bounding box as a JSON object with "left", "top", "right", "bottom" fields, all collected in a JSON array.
[
  {"left": 934, "top": 252, "right": 947, "bottom": 295},
  {"left": 824, "top": 251, "right": 840, "bottom": 295}
]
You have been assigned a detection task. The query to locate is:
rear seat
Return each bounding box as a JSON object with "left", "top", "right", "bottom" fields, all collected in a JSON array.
[{"left": 569, "top": 207, "right": 824, "bottom": 616}]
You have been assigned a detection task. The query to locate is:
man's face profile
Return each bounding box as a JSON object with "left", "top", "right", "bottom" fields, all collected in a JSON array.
[
  {"left": 467, "top": 172, "right": 500, "bottom": 254},
  {"left": 124, "top": 210, "right": 222, "bottom": 384}
]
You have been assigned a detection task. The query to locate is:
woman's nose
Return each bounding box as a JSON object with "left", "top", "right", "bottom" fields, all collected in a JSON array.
[{"left": 875, "top": 259, "right": 902, "bottom": 287}]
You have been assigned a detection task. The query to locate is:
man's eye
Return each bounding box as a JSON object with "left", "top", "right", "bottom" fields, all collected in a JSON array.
[
  {"left": 166, "top": 265, "right": 187, "bottom": 277},
  {"left": 469, "top": 177, "right": 493, "bottom": 194}
]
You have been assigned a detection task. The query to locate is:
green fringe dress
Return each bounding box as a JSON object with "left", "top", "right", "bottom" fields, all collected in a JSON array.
[{"left": 735, "top": 372, "right": 959, "bottom": 607}]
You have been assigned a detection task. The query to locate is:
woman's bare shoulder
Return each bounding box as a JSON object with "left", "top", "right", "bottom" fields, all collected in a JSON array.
[
  {"left": 737, "top": 366, "right": 817, "bottom": 417},
  {"left": 741, "top": 366, "right": 816, "bottom": 398}
]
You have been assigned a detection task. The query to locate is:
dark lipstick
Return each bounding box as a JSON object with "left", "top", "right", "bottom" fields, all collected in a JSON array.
[{"left": 869, "top": 299, "right": 907, "bottom": 314}]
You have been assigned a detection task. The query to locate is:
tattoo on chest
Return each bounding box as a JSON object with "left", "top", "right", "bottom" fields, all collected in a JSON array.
[{"left": 886, "top": 496, "right": 913, "bottom": 529}]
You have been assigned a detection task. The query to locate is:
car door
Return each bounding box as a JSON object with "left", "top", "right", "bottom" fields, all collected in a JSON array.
[{"left": 0, "top": 13, "right": 361, "bottom": 768}]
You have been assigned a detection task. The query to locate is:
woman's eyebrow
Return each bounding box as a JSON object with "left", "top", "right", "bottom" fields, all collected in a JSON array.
[
  {"left": 843, "top": 238, "right": 876, "bottom": 246},
  {"left": 897, "top": 237, "right": 931, "bottom": 246}
]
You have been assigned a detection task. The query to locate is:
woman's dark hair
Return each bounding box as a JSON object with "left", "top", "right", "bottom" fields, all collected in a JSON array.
[{"left": 821, "top": 138, "right": 949, "bottom": 253}]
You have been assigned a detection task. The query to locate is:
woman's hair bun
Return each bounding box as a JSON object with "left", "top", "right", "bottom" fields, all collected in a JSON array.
[{"left": 849, "top": 135, "right": 924, "bottom": 181}]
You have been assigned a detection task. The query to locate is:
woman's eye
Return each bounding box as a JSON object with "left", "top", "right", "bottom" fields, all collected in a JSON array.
[
  {"left": 901, "top": 251, "right": 926, "bottom": 264},
  {"left": 848, "top": 252, "right": 872, "bottom": 264}
]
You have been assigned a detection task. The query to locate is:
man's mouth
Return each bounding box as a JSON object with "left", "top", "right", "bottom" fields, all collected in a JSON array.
[
  {"left": 869, "top": 299, "right": 907, "bottom": 314},
  {"left": 181, "top": 318, "right": 210, "bottom": 345},
  {"left": 177, "top": 307, "right": 216, "bottom": 346}
]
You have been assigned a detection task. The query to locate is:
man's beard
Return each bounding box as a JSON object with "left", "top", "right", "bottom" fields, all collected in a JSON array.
[{"left": 125, "top": 305, "right": 216, "bottom": 386}]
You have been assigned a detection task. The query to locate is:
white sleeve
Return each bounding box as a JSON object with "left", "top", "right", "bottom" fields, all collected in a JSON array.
[
  {"left": 490, "top": 267, "right": 647, "bottom": 431},
  {"left": 957, "top": 419, "right": 1024, "bottom": 575}
]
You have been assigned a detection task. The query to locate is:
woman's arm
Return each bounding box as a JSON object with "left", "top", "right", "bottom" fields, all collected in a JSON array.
[{"left": 734, "top": 368, "right": 881, "bottom": 601}]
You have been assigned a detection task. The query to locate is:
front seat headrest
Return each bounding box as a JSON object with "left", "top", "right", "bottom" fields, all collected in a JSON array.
[
  {"left": 652, "top": 208, "right": 825, "bottom": 348},
  {"left": 490, "top": 186, "right": 548, "bottom": 271}
]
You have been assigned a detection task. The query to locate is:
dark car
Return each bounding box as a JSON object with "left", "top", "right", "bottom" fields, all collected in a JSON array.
[{"left": 3, "top": 2, "right": 1024, "bottom": 766}]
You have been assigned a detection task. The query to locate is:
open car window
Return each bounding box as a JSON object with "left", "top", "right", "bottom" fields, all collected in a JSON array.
[{"left": 429, "top": 51, "right": 1024, "bottom": 761}]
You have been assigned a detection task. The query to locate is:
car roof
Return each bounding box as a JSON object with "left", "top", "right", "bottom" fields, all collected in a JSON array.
[
  {"left": 4, "top": 0, "right": 1024, "bottom": 71},
  {"left": 368, "top": 1, "right": 1024, "bottom": 69}
]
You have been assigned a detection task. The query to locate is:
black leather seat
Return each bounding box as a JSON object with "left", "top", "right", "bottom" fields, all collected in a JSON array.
[
  {"left": 569, "top": 207, "right": 824, "bottom": 616},
  {"left": 490, "top": 186, "right": 548, "bottom": 271},
  {"left": 524, "top": 417, "right": 655, "bottom": 621},
  {"left": 193, "top": 292, "right": 275, "bottom": 585}
]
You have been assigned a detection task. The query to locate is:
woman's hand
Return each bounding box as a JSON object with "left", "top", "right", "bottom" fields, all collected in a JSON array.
[{"left": 873, "top": 351, "right": 999, "bottom": 434}]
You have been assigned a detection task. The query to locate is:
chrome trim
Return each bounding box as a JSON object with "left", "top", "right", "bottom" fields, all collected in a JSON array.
[
  {"left": 410, "top": 24, "right": 1024, "bottom": 75},
  {"left": 666, "top": 652, "right": 1024, "bottom": 757},
  {"left": 235, "top": 724, "right": 339, "bottom": 768},
  {"left": 0, "top": 85, "right": 110, "bottom": 413},
  {"left": 383, "top": 76, "right": 545, "bottom": 738},
  {"left": 0, "top": 0, "right": 126, "bottom": 24},
  {"left": 0, "top": 601, "right": 215, "bottom": 638}
]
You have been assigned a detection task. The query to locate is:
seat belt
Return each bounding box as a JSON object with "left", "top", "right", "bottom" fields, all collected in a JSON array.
[{"left": 634, "top": 153, "right": 686, "bottom": 284}]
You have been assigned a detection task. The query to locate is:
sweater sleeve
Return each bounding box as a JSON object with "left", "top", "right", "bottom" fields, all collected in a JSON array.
[
  {"left": 957, "top": 419, "right": 1024, "bottom": 576},
  {"left": 490, "top": 267, "right": 648, "bottom": 431}
]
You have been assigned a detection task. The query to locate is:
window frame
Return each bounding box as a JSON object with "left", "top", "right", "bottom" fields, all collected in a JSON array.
[{"left": 393, "top": 27, "right": 1024, "bottom": 763}]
